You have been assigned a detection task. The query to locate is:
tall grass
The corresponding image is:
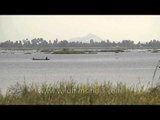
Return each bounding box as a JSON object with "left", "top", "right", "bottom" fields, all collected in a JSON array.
[
  {"left": 151, "top": 60, "right": 160, "bottom": 88},
  {"left": 0, "top": 81, "right": 160, "bottom": 105}
]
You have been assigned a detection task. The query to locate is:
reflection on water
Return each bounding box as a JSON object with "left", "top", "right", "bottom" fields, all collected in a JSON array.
[{"left": 0, "top": 50, "right": 160, "bottom": 92}]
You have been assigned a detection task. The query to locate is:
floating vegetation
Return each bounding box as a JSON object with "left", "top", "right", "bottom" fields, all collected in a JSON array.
[
  {"left": 97, "top": 49, "right": 125, "bottom": 53},
  {"left": 53, "top": 51, "right": 86, "bottom": 54},
  {"left": 1, "top": 51, "right": 8, "bottom": 53},
  {"left": 24, "top": 52, "right": 32, "bottom": 54},
  {"left": 41, "top": 48, "right": 97, "bottom": 54},
  {"left": 150, "top": 49, "right": 160, "bottom": 53}
]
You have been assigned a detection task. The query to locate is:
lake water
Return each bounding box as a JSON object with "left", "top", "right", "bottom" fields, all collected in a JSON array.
[{"left": 0, "top": 50, "right": 160, "bottom": 93}]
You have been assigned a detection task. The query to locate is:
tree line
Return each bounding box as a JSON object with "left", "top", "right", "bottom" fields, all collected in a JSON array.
[{"left": 0, "top": 38, "right": 160, "bottom": 49}]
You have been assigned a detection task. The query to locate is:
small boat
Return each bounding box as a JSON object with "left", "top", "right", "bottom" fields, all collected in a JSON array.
[{"left": 32, "top": 57, "right": 50, "bottom": 60}]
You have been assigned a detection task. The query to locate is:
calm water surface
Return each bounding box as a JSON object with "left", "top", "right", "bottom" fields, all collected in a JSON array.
[{"left": 0, "top": 50, "right": 160, "bottom": 92}]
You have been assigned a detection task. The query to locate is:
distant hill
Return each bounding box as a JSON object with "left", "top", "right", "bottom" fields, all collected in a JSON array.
[{"left": 69, "top": 33, "right": 103, "bottom": 43}]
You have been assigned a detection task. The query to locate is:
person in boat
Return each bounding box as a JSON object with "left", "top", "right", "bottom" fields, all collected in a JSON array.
[{"left": 46, "top": 57, "right": 48, "bottom": 60}]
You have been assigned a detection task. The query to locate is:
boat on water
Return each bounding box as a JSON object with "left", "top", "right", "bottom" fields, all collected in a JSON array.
[{"left": 32, "top": 57, "right": 50, "bottom": 60}]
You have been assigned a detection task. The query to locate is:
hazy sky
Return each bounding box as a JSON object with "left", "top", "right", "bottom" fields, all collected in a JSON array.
[{"left": 0, "top": 15, "right": 160, "bottom": 43}]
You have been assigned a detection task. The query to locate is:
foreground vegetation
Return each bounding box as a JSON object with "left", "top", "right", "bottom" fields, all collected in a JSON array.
[{"left": 0, "top": 81, "right": 160, "bottom": 105}]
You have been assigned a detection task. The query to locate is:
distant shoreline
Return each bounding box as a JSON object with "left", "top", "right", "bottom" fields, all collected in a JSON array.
[{"left": 1, "top": 48, "right": 160, "bottom": 54}]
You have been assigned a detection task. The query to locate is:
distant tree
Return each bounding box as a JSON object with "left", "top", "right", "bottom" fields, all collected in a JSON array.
[{"left": 59, "top": 40, "right": 68, "bottom": 47}]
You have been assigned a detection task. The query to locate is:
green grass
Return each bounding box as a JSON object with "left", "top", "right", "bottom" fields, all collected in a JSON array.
[{"left": 0, "top": 81, "right": 160, "bottom": 105}]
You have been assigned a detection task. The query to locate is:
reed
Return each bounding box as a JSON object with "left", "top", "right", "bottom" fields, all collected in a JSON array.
[
  {"left": 151, "top": 60, "right": 160, "bottom": 88},
  {"left": 0, "top": 81, "right": 160, "bottom": 105}
]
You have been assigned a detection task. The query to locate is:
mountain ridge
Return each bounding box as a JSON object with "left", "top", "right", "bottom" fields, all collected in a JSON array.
[{"left": 69, "top": 33, "right": 103, "bottom": 43}]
